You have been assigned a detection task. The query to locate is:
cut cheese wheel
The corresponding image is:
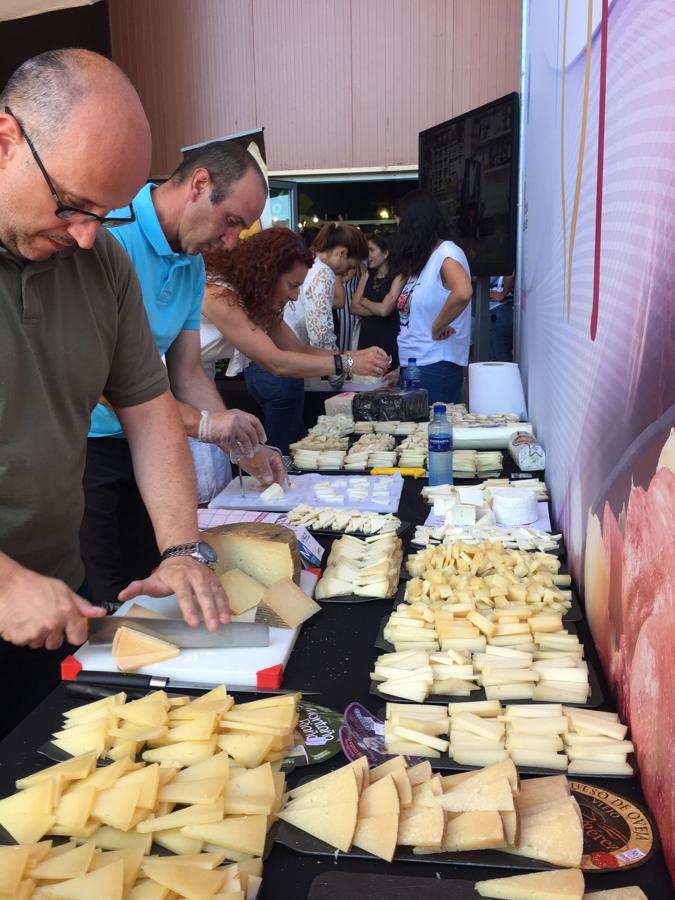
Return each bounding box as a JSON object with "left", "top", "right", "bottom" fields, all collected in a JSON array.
[
  {"left": 219, "top": 569, "right": 267, "bottom": 616},
  {"left": 204, "top": 523, "right": 301, "bottom": 586},
  {"left": 352, "top": 813, "right": 398, "bottom": 861},
  {"left": 277, "top": 801, "right": 357, "bottom": 853},
  {"left": 476, "top": 867, "right": 585, "bottom": 899},
  {"left": 442, "top": 810, "right": 506, "bottom": 851},
  {"left": 112, "top": 627, "right": 179, "bottom": 673},
  {"left": 35, "top": 859, "right": 124, "bottom": 900},
  {"left": 258, "top": 578, "right": 321, "bottom": 629}
]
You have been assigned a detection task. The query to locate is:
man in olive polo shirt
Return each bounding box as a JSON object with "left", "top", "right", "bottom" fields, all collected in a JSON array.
[{"left": 0, "top": 49, "right": 229, "bottom": 734}]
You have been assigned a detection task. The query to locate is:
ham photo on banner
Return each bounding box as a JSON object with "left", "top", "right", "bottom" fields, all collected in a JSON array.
[{"left": 519, "top": 0, "right": 675, "bottom": 882}]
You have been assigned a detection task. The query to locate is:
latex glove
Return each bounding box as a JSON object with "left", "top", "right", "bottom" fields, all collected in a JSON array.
[
  {"left": 239, "top": 446, "right": 287, "bottom": 488},
  {"left": 200, "top": 409, "right": 266, "bottom": 457},
  {"left": 118, "top": 556, "right": 230, "bottom": 630},
  {"left": 0, "top": 561, "right": 106, "bottom": 649}
]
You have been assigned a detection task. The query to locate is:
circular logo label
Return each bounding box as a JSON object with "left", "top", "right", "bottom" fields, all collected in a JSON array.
[{"left": 570, "top": 781, "right": 657, "bottom": 872}]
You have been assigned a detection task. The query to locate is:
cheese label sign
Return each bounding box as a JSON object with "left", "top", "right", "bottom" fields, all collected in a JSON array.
[
  {"left": 283, "top": 703, "right": 343, "bottom": 770},
  {"left": 570, "top": 781, "right": 657, "bottom": 871}
]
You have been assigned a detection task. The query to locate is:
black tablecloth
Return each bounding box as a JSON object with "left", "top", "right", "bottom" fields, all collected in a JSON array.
[{"left": 0, "top": 477, "right": 671, "bottom": 899}]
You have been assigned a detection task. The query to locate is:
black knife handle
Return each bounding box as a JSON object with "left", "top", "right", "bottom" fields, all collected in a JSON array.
[
  {"left": 65, "top": 682, "right": 146, "bottom": 702},
  {"left": 72, "top": 671, "right": 167, "bottom": 690}
]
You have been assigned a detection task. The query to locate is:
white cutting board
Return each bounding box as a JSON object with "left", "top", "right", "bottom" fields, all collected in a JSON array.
[
  {"left": 209, "top": 472, "right": 404, "bottom": 514},
  {"left": 74, "top": 571, "right": 317, "bottom": 689}
]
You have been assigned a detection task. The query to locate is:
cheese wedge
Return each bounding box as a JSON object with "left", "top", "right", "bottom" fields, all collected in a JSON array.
[
  {"left": 54, "top": 783, "right": 96, "bottom": 831},
  {"left": 219, "top": 569, "right": 267, "bottom": 615},
  {"left": 476, "top": 868, "right": 585, "bottom": 899},
  {"left": 35, "top": 859, "right": 124, "bottom": 900},
  {"left": 0, "top": 778, "right": 57, "bottom": 844},
  {"left": 282, "top": 768, "right": 357, "bottom": 810},
  {"left": 582, "top": 889, "right": 647, "bottom": 900},
  {"left": 216, "top": 733, "right": 275, "bottom": 768},
  {"left": 16, "top": 752, "right": 98, "bottom": 789},
  {"left": 181, "top": 815, "right": 268, "bottom": 856},
  {"left": 126, "top": 604, "right": 168, "bottom": 619},
  {"left": 437, "top": 774, "right": 514, "bottom": 812},
  {"left": 277, "top": 801, "right": 357, "bottom": 853},
  {"left": 205, "top": 523, "right": 301, "bottom": 586},
  {"left": 112, "top": 627, "right": 179, "bottom": 673},
  {"left": 142, "top": 860, "right": 227, "bottom": 899},
  {"left": 30, "top": 840, "right": 96, "bottom": 881},
  {"left": 0, "top": 846, "right": 29, "bottom": 896},
  {"left": 442, "top": 810, "right": 506, "bottom": 851},
  {"left": 258, "top": 578, "right": 321, "bottom": 629},
  {"left": 289, "top": 758, "right": 368, "bottom": 798},
  {"left": 136, "top": 800, "right": 225, "bottom": 833},
  {"left": 358, "top": 774, "right": 400, "bottom": 818},
  {"left": 397, "top": 807, "right": 444, "bottom": 847},
  {"left": 352, "top": 813, "right": 398, "bottom": 861},
  {"left": 508, "top": 797, "right": 583, "bottom": 867}
]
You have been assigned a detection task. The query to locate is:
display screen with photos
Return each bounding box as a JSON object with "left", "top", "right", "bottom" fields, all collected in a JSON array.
[{"left": 419, "top": 92, "right": 519, "bottom": 276}]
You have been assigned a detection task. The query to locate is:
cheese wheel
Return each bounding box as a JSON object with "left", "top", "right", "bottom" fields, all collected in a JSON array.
[{"left": 203, "top": 523, "right": 301, "bottom": 586}]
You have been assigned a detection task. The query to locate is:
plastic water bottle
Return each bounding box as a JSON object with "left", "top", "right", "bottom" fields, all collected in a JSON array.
[
  {"left": 403, "top": 357, "right": 421, "bottom": 390},
  {"left": 428, "top": 404, "right": 453, "bottom": 486}
]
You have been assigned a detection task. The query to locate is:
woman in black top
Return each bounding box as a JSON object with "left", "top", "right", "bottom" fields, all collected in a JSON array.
[{"left": 352, "top": 234, "right": 403, "bottom": 368}]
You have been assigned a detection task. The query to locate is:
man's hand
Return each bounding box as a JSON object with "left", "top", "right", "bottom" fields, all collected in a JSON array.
[
  {"left": 0, "top": 564, "right": 106, "bottom": 649},
  {"left": 239, "top": 446, "right": 287, "bottom": 488},
  {"left": 203, "top": 410, "right": 266, "bottom": 457},
  {"left": 118, "top": 557, "right": 230, "bottom": 630}
]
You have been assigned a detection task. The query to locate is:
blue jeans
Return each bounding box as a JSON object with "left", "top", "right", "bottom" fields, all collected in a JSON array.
[
  {"left": 490, "top": 302, "right": 514, "bottom": 361},
  {"left": 245, "top": 362, "right": 305, "bottom": 454},
  {"left": 418, "top": 360, "right": 465, "bottom": 405}
]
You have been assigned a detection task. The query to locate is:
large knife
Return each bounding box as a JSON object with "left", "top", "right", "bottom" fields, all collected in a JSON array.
[
  {"left": 87, "top": 617, "right": 269, "bottom": 649},
  {"left": 65, "top": 673, "right": 318, "bottom": 696}
]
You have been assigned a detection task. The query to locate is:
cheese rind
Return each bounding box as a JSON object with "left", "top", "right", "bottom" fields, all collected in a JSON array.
[{"left": 204, "top": 523, "right": 301, "bottom": 586}]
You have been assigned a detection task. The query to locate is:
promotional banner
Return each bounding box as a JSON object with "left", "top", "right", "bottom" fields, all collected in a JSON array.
[{"left": 520, "top": 0, "right": 675, "bottom": 882}]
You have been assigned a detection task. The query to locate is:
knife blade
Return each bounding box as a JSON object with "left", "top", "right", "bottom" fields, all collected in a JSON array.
[{"left": 87, "top": 617, "right": 270, "bottom": 649}]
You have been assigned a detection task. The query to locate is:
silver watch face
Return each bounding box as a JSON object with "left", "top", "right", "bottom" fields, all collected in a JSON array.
[{"left": 197, "top": 541, "right": 218, "bottom": 564}]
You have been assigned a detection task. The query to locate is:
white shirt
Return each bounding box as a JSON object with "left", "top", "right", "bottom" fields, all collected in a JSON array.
[
  {"left": 199, "top": 277, "right": 249, "bottom": 379},
  {"left": 284, "top": 257, "right": 337, "bottom": 349},
  {"left": 397, "top": 240, "right": 472, "bottom": 367}
]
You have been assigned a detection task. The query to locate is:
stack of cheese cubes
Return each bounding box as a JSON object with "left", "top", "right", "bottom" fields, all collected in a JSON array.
[
  {"left": 382, "top": 702, "right": 633, "bottom": 775},
  {"left": 278, "top": 756, "right": 584, "bottom": 869}
]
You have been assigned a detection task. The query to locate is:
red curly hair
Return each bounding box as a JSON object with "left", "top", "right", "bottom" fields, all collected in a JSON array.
[{"left": 203, "top": 227, "right": 315, "bottom": 331}]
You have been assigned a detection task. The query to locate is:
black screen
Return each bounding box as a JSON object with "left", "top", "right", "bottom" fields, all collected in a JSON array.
[{"left": 419, "top": 92, "right": 519, "bottom": 277}]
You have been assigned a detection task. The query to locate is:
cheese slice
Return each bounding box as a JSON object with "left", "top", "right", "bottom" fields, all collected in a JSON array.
[
  {"left": 30, "top": 840, "right": 96, "bottom": 880},
  {"left": 16, "top": 751, "right": 98, "bottom": 789},
  {"left": 438, "top": 774, "right": 514, "bottom": 812},
  {"left": 181, "top": 815, "right": 268, "bottom": 856},
  {"left": 126, "top": 604, "right": 168, "bottom": 619},
  {"left": 219, "top": 569, "right": 268, "bottom": 615},
  {"left": 277, "top": 800, "right": 357, "bottom": 853},
  {"left": 141, "top": 860, "right": 227, "bottom": 899},
  {"left": 258, "top": 578, "right": 321, "bottom": 629},
  {"left": 476, "top": 868, "right": 585, "bottom": 899},
  {"left": 396, "top": 807, "right": 444, "bottom": 846},
  {"left": 508, "top": 797, "right": 583, "bottom": 867},
  {"left": 358, "top": 774, "right": 400, "bottom": 818},
  {"left": 442, "top": 810, "right": 506, "bottom": 851},
  {"left": 352, "top": 813, "right": 399, "bottom": 861},
  {"left": 35, "top": 859, "right": 124, "bottom": 900},
  {"left": 0, "top": 846, "right": 29, "bottom": 896},
  {"left": 0, "top": 778, "right": 57, "bottom": 844},
  {"left": 204, "top": 523, "right": 301, "bottom": 586},
  {"left": 582, "top": 889, "right": 647, "bottom": 900},
  {"left": 289, "top": 759, "right": 368, "bottom": 799},
  {"left": 112, "top": 627, "right": 179, "bottom": 673},
  {"left": 216, "top": 733, "right": 275, "bottom": 768},
  {"left": 283, "top": 768, "right": 358, "bottom": 811}
]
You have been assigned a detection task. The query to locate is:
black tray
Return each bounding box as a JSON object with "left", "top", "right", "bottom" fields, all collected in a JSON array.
[
  {"left": 309, "top": 872, "right": 492, "bottom": 899},
  {"left": 316, "top": 581, "right": 405, "bottom": 605},
  {"left": 372, "top": 705, "right": 635, "bottom": 779},
  {"left": 275, "top": 781, "right": 656, "bottom": 874}
]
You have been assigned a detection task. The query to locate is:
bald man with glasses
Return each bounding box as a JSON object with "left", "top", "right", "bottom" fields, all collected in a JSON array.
[{"left": 0, "top": 49, "right": 230, "bottom": 734}]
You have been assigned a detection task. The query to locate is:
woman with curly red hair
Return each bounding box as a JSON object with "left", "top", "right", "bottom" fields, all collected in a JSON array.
[{"left": 201, "top": 227, "right": 390, "bottom": 452}]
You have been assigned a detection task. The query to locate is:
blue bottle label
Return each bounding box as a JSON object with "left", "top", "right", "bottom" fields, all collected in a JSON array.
[{"left": 429, "top": 435, "right": 453, "bottom": 452}]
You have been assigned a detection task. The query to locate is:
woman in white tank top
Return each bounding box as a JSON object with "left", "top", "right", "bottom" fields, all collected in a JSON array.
[{"left": 392, "top": 190, "right": 473, "bottom": 404}]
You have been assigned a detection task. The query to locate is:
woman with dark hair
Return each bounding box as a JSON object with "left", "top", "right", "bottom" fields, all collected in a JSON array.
[
  {"left": 391, "top": 189, "right": 473, "bottom": 403},
  {"left": 201, "top": 227, "right": 390, "bottom": 452},
  {"left": 352, "top": 233, "right": 402, "bottom": 368},
  {"left": 284, "top": 222, "right": 369, "bottom": 352}
]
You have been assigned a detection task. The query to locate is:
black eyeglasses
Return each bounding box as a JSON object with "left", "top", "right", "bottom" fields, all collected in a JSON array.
[{"left": 5, "top": 106, "right": 135, "bottom": 229}]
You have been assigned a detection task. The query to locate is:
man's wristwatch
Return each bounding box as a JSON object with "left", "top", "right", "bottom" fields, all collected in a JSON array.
[
  {"left": 342, "top": 353, "right": 354, "bottom": 379},
  {"left": 159, "top": 541, "right": 218, "bottom": 571}
]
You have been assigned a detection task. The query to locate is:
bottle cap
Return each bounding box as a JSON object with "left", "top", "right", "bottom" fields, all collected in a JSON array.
[
  {"left": 408, "top": 358, "right": 416, "bottom": 365},
  {"left": 433, "top": 404, "right": 446, "bottom": 414}
]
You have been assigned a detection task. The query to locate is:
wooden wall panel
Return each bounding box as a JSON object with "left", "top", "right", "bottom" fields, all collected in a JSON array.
[
  {"left": 108, "top": 0, "right": 520, "bottom": 174},
  {"left": 251, "top": 0, "right": 353, "bottom": 171},
  {"left": 109, "top": 0, "right": 257, "bottom": 176}
]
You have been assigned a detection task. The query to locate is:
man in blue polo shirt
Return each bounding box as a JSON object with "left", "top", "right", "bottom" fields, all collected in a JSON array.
[{"left": 80, "top": 140, "right": 281, "bottom": 606}]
